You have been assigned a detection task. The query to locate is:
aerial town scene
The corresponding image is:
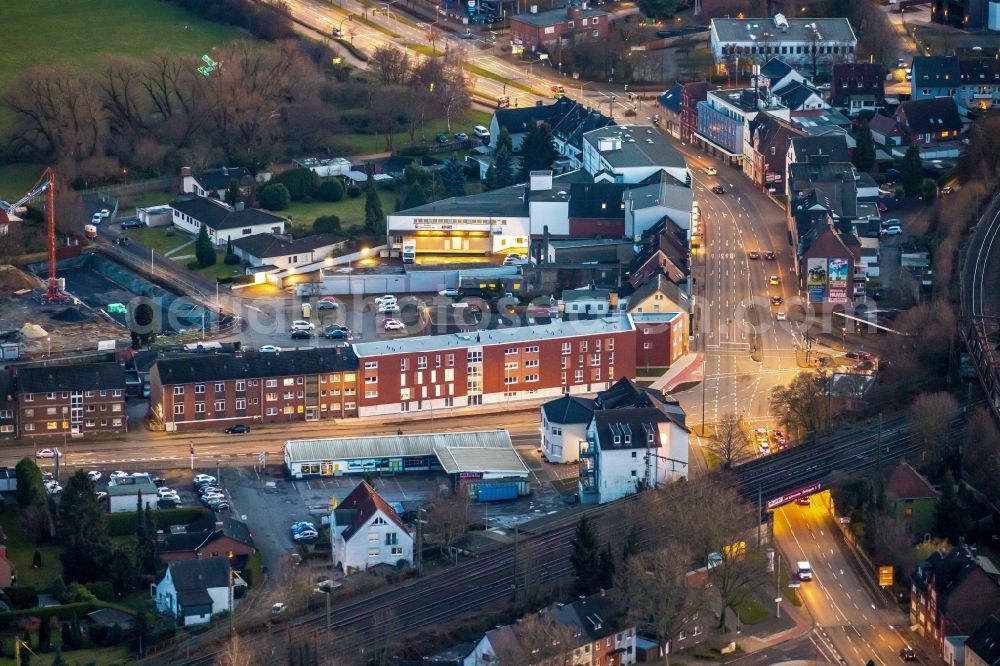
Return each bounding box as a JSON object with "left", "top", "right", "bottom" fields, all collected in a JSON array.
[{"left": 1, "top": 0, "right": 1000, "bottom": 663}]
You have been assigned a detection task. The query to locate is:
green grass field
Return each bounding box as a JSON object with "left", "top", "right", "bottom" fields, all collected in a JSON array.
[
  {"left": 284, "top": 195, "right": 367, "bottom": 231},
  {"left": 337, "top": 109, "right": 493, "bottom": 154},
  {"left": 128, "top": 226, "right": 193, "bottom": 255}
]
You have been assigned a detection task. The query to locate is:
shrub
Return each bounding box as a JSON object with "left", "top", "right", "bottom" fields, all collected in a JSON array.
[
  {"left": 317, "top": 178, "right": 345, "bottom": 202},
  {"left": 241, "top": 552, "right": 264, "bottom": 587},
  {"left": 224, "top": 253, "right": 242, "bottom": 266},
  {"left": 259, "top": 183, "right": 291, "bottom": 211},
  {"left": 186, "top": 261, "right": 200, "bottom": 270},
  {"left": 5, "top": 586, "right": 37, "bottom": 609},
  {"left": 273, "top": 168, "right": 319, "bottom": 201},
  {"left": 313, "top": 215, "right": 342, "bottom": 234},
  {"left": 346, "top": 184, "right": 362, "bottom": 198},
  {"left": 106, "top": 508, "right": 209, "bottom": 537},
  {"left": 86, "top": 582, "right": 114, "bottom": 603}
]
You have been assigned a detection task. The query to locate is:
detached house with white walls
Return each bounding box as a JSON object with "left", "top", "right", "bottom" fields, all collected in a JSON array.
[
  {"left": 330, "top": 482, "right": 413, "bottom": 573},
  {"left": 582, "top": 125, "right": 690, "bottom": 186},
  {"left": 153, "top": 557, "right": 231, "bottom": 626},
  {"left": 181, "top": 166, "right": 254, "bottom": 200},
  {"left": 169, "top": 197, "right": 287, "bottom": 247}
]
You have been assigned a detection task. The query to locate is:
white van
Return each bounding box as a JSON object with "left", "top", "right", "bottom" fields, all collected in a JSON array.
[
  {"left": 474, "top": 125, "right": 491, "bottom": 142},
  {"left": 797, "top": 561, "right": 813, "bottom": 581}
]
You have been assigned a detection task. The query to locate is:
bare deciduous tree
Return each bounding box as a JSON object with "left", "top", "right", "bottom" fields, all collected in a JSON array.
[
  {"left": 769, "top": 371, "right": 829, "bottom": 438},
  {"left": 910, "top": 391, "right": 960, "bottom": 478},
  {"left": 370, "top": 45, "right": 412, "bottom": 85},
  {"left": 706, "top": 412, "right": 750, "bottom": 469},
  {"left": 614, "top": 544, "right": 694, "bottom": 659},
  {"left": 425, "top": 487, "right": 471, "bottom": 556},
  {"left": 216, "top": 633, "right": 256, "bottom": 666}
]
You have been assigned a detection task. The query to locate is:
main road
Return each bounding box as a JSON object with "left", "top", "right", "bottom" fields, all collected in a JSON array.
[{"left": 776, "top": 497, "right": 920, "bottom": 666}]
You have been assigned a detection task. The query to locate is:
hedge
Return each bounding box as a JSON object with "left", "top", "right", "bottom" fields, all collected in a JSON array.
[
  {"left": 107, "top": 507, "right": 209, "bottom": 537},
  {"left": 0, "top": 600, "right": 136, "bottom": 623}
]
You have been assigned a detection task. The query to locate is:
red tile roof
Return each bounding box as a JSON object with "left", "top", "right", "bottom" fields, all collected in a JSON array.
[
  {"left": 338, "top": 481, "right": 408, "bottom": 542},
  {"left": 886, "top": 463, "right": 937, "bottom": 500}
]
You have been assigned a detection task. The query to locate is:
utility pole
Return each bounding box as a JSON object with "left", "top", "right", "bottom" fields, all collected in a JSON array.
[
  {"left": 876, "top": 412, "right": 883, "bottom": 492},
  {"left": 512, "top": 525, "right": 519, "bottom": 601}
]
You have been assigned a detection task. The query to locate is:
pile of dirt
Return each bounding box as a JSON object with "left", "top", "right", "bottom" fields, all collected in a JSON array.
[
  {"left": 0, "top": 265, "right": 39, "bottom": 292},
  {"left": 50, "top": 306, "right": 89, "bottom": 323}
]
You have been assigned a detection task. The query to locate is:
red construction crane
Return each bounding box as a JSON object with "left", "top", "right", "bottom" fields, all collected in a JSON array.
[{"left": 1, "top": 167, "right": 66, "bottom": 303}]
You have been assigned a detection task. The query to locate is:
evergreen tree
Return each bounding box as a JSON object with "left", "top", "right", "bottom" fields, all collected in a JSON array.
[
  {"left": 133, "top": 605, "right": 150, "bottom": 657},
  {"left": 900, "top": 145, "right": 924, "bottom": 197},
  {"left": 492, "top": 144, "right": 516, "bottom": 188},
  {"left": 194, "top": 225, "right": 216, "bottom": 268},
  {"left": 15, "top": 458, "right": 46, "bottom": 509},
  {"left": 934, "top": 471, "right": 971, "bottom": 543},
  {"left": 569, "top": 516, "right": 602, "bottom": 596},
  {"left": 598, "top": 543, "right": 615, "bottom": 590},
  {"left": 483, "top": 163, "right": 498, "bottom": 191},
  {"left": 520, "top": 122, "right": 558, "bottom": 179},
  {"left": 32, "top": 550, "right": 42, "bottom": 568},
  {"left": 495, "top": 126, "right": 513, "bottom": 154},
  {"left": 109, "top": 545, "right": 140, "bottom": 597},
  {"left": 440, "top": 159, "right": 467, "bottom": 198},
  {"left": 224, "top": 179, "right": 242, "bottom": 206},
  {"left": 402, "top": 181, "right": 428, "bottom": 210},
  {"left": 622, "top": 525, "right": 641, "bottom": 562},
  {"left": 258, "top": 183, "right": 291, "bottom": 211},
  {"left": 59, "top": 471, "right": 112, "bottom": 584},
  {"left": 135, "top": 495, "right": 155, "bottom": 575},
  {"left": 364, "top": 164, "right": 384, "bottom": 233},
  {"left": 317, "top": 178, "right": 345, "bottom": 202},
  {"left": 852, "top": 123, "right": 876, "bottom": 173},
  {"left": 226, "top": 237, "right": 233, "bottom": 257}
]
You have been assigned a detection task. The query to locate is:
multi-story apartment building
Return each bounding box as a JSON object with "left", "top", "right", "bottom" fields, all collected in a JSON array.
[
  {"left": 150, "top": 348, "right": 359, "bottom": 432},
  {"left": 710, "top": 17, "right": 857, "bottom": 77},
  {"left": 0, "top": 370, "right": 15, "bottom": 439},
  {"left": 15, "top": 362, "right": 127, "bottom": 439},
  {"left": 351, "top": 316, "right": 638, "bottom": 417}
]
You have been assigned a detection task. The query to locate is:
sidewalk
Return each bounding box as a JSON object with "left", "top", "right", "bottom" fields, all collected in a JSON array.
[{"left": 649, "top": 352, "right": 703, "bottom": 392}]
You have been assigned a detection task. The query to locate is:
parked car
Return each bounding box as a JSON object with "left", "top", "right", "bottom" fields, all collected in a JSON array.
[
  {"left": 36, "top": 449, "right": 55, "bottom": 459},
  {"left": 91, "top": 213, "right": 103, "bottom": 225},
  {"left": 271, "top": 603, "right": 287, "bottom": 616},
  {"left": 712, "top": 185, "right": 726, "bottom": 194},
  {"left": 291, "top": 521, "right": 316, "bottom": 533},
  {"left": 260, "top": 345, "right": 282, "bottom": 353},
  {"left": 110, "top": 470, "right": 129, "bottom": 480},
  {"left": 374, "top": 295, "right": 397, "bottom": 307},
  {"left": 152, "top": 476, "right": 166, "bottom": 487},
  {"left": 876, "top": 201, "right": 888, "bottom": 213},
  {"left": 224, "top": 424, "right": 251, "bottom": 434},
  {"left": 316, "top": 298, "right": 338, "bottom": 310},
  {"left": 293, "top": 530, "right": 319, "bottom": 542},
  {"left": 900, "top": 647, "right": 916, "bottom": 661},
  {"left": 881, "top": 218, "right": 902, "bottom": 228},
  {"left": 158, "top": 489, "right": 181, "bottom": 500},
  {"left": 454, "top": 132, "right": 469, "bottom": 141},
  {"left": 776, "top": 311, "right": 787, "bottom": 321},
  {"left": 384, "top": 318, "right": 405, "bottom": 331},
  {"left": 435, "top": 133, "right": 449, "bottom": 143},
  {"left": 96, "top": 491, "right": 109, "bottom": 501},
  {"left": 817, "top": 82, "right": 831, "bottom": 91},
  {"left": 882, "top": 225, "right": 902, "bottom": 236},
  {"left": 98, "top": 209, "right": 111, "bottom": 219},
  {"left": 197, "top": 484, "right": 222, "bottom": 495},
  {"left": 325, "top": 327, "right": 349, "bottom": 340},
  {"left": 87, "top": 470, "right": 102, "bottom": 482},
  {"left": 940, "top": 186, "right": 954, "bottom": 195},
  {"left": 378, "top": 303, "right": 401, "bottom": 314},
  {"left": 748, "top": 250, "right": 760, "bottom": 260},
  {"left": 845, "top": 351, "right": 874, "bottom": 361},
  {"left": 438, "top": 287, "right": 460, "bottom": 297},
  {"left": 120, "top": 219, "right": 145, "bottom": 229},
  {"left": 157, "top": 498, "right": 179, "bottom": 509},
  {"left": 473, "top": 125, "right": 491, "bottom": 141},
  {"left": 291, "top": 320, "right": 315, "bottom": 331},
  {"left": 193, "top": 474, "right": 217, "bottom": 485},
  {"left": 291, "top": 329, "right": 312, "bottom": 340}
]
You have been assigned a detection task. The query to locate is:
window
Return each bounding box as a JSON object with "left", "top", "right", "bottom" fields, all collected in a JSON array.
[
  {"left": 525, "top": 359, "right": 539, "bottom": 368},
  {"left": 447, "top": 354, "right": 455, "bottom": 367},
  {"left": 418, "top": 356, "right": 428, "bottom": 369},
  {"left": 561, "top": 357, "right": 569, "bottom": 369},
  {"left": 400, "top": 388, "right": 411, "bottom": 401},
  {"left": 365, "top": 361, "right": 378, "bottom": 369},
  {"left": 592, "top": 16, "right": 598, "bottom": 23},
  {"left": 215, "top": 382, "right": 225, "bottom": 392},
  {"left": 525, "top": 374, "right": 539, "bottom": 382},
  {"left": 582, "top": 17, "right": 588, "bottom": 25},
  {"left": 561, "top": 342, "right": 571, "bottom": 354},
  {"left": 505, "top": 361, "right": 518, "bottom": 370},
  {"left": 368, "top": 549, "right": 380, "bottom": 558},
  {"left": 590, "top": 353, "right": 601, "bottom": 365},
  {"left": 46, "top": 392, "right": 55, "bottom": 400},
  {"left": 444, "top": 369, "right": 454, "bottom": 382},
  {"left": 505, "top": 348, "right": 517, "bottom": 355},
  {"left": 46, "top": 407, "right": 56, "bottom": 416},
  {"left": 574, "top": 370, "right": 583, "bottom": 382},
  {"left": 174, "top": 404, "right": 184, "bottom": 415},
  {"left": 236, "top": 399, "right": 246, "bottom": 410},
  {"left": 580, "top": 341, "right": 588, "bottom": 352},
  {"left": 400, "top": 358, "right": 408, "bottom": 371},
  {"left": 365, "top": 376, "right": 378, "bottom": 384},
  {"left": 173, "top": 386, "right": 184, "bottom": 395},
  {"left": 235, "top": 381, "right": 245, "bottom": 392},
  {"left": 435, "top": 355, "right": 441, "bottom": 368},
  {"left": 196, "top": 403, "right": 206, "bottom": 413},
  {"left": 386, "top": 532, "right": 398, "bottom": 545},
  {"left": 266, "top": 392, "right": 277, "bottom": 401},
  {"left": 296, "top": 377, "right": 303, "bottom": 385},
  {"left": 283, "top": 378, "right": 295, "bottom": 387},
  {"left": 391, "top": 546, "right": 404, "bottom": 555},
  {"left": 215, "top": 400, "right": 225, "bottom": 411},
  {"left": 24, "top": 423, "right": 34, "bottom": 432},
  {"left": 468, "top": 350, "right": 482, "bottom": 363},
  {"left": 112, "top": 404, "right": 122, "bottom": 413},
  {"left": 644, "top": 342, "right": 652, "bottom": 349},
  {"left": 525, "top": 345, "right": 539, "bottom": 353},
  {"left": 607, "top": 338, "right": 614, "bottom": 350},
  {"left": 366, "top": 390, "right": 378, "bottom": 398},
  {"left": 85, "top": 390, "right": 94, "bottom": 397},
  {"left": 445, "top": 397, "right": 454, "bottom": 407},
  {"left": 24, "top": 393, "right": 33, "bottom": 402},
  {"left": 112, "top": 418, "right": 122, "bottom": 427},
  {"left": 566, "top": 20, "right": 574, "bottom": 27},
  {"left": 47, "top": 421, "right": 58, "bottom": 430},
  {"left": 266, "top": 379, "right": 277, "bottom": 388},
  {"left": 112, "top": 389, "right": 123, "bottom": 397},
  {"left": 505, "top": 376, "right": 517, "bottom": 385}
]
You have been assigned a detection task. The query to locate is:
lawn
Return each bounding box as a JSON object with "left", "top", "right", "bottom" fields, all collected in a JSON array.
[
  {"left": 337, "top": 109, "right": 493, "bottom": 155},
  {"left": 128, "top": 226, "right": 193, "bottom": 255},
  {"left": 284, "top": 195, "right": 367, "bottom": 231},
  {"left": 732, "top": 593, "right": 770, "bottom": 625},
  {"left": 121, "top": 190, "right": 175, "bottom": 211},
  {"left": 195, "top": 254, "right": 245, "bottom": 281},
  {"left": 0, "top": 163, "right": 48, "bottom": 200},
  {"left": 0, "top": 509, "right": 63, "bottom": 589}
]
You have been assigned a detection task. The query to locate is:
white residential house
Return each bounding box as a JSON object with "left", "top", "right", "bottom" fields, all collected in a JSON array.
[
  {"left": 540, "top": 394, "right": 595, "bottom": 464},
  {"left": 169, "top": 197, "right": 287, "bottom": 247},
  {"left": 330, "top": 481, "right": 413, "bottom": 573},
  {"left": 230, "top": 233, "right": 348, "bottom": 272},
  {"left": 561, "top": 287, "right": 610, "bottom": 317},
  {"left": 181, "top": 166, "right": 254, "bottom": 200},
  {"left": 152, "top": 557, "right": 231, "bottom": 626},
  {"left": 579, "top": 407, "right": 689, "bottom": 504}
]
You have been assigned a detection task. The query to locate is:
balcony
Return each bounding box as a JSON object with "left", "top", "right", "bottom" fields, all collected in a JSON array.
[{"left": 579, "top": 438, "right": 597, "bottom": 458}]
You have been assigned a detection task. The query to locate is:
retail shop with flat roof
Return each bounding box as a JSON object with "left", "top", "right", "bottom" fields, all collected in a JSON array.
[{"left": 283, "top": 430, "right": 529, "bottom": 481}]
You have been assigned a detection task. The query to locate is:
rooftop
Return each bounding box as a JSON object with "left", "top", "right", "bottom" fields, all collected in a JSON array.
[
  {"left": 107, "top": 480, "right": 158, "bottom": 497},
  {"left": 562, "top": 287, "right": 610, "bottom": 302},
  {"left": 511, "top": 4, "right": 607, "bottom": 27},
  {"left": 17, "top": 362, "right": 125, "bottom": 393},
  {"left": 231, "top": 233, "right": 345, "bottom": 259},
  {"left": 583, "top": 125, "right": 687, "bottom": 171},
  {"left": 153, "top": 348, "right": 359, "bottom": 385},
  {"left": 167, "top": 556, "right": 230, "bottom": 592},
  {"left": 189, "top": 166, "right": 252, "bottom": 192},
  {"left": 352, "top": 314, "right": 635, "bottom": 357},
  {"left": 169, "top": 197, "right": 288, "bottom": 231},
  {"left": 885, "top": 462, "right": 937, "bottom": 500},
  {"left": 286, "top": 430, "right": 528, "bottom": 476},
  {"left": 542, "top": 394, "right": 596, "bottom": 424},
  {"left": 711, "top": 17, "right": 857, "bottom": 44},
  {"left": 388, "top": 184, "right": 529, "bottom": 219},
  {"left": 336, "top": 481, "right": 408, "bottom": 542},
  {"left": 627, "top": 179, "right": 693, "bottom": 211}
]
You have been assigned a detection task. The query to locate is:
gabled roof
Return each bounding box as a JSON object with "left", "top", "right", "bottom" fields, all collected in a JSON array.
[
  {"left": 337, "top": 482, "right": 408, "bottom": 542},
  {"left": 659, "top": 83, "right": 684, "bottom": 114},
  {"left": 896, "top": 97, "right": 962, "bottom": 134},
  {"left": 221, "top": 518, "right": 254, "bottom": 547},
  {"left": 550, "top": 592, "right": 622, "bottom": 641},
  {"left": 159, "top": 531, "right": 212, "bottom": 553},
  {"left": 868, "top": 114, "right": 901, "bottom": 136},
  {"left": 190, "top": 167, "right": 252, "bottom": 192},
  {"left": 231, "top": 233, "right": 345, "bottom": 260},
  {"left": 166, "top": 556, "right": 230, "bottom": 592},
  {"left": 169, "top": 197, "right": 288, "bottom": 231},
  {"left": 494, "top": 96, "right": 577, "bottom": 136},
  {"left": 542, "top": 394, "right": 596, "bottom": 425},
  {"left": 17, "top": 361, "right": 125, "bottom": 393},
  {"left": 832, "top": 62, "right": 886, "bottom": 104},
  {"left": 754, "top": 114, "right": 802, "bottom": 156},
  {"left": 550, "top": 102, "right": 616, "bottom": 150},
  {"left": 568, "top": 182, "right": 627, "bottom": 218},
  {"left": 152, "top": 348, "right": 359, "bottom": 385},
  {"left": 959, "top": 58, "right": 1000, "bottom": 84},
  {"left": 627, "top": 271, "right": 690, "bottom": 312},
  {"left": 592, "top": 407, "right": 668, "bottom": 450},
  {"left": 885, "top": 462, "right": 937, "bottom": 500},
  {"left": 772, "top": 80, "right": 823, "bottom": 110},
  {"left": 966, "top": 614, "right": 1000, "bottom": 666},
  {"left": 760, "top": 57, "right": 794, "bottom": 84},
  {"left": 911, "top": 55, "right": 961, "bottom": 87},
  {"left": 562, "top": 287, "right": 610, "bottom": 302}
]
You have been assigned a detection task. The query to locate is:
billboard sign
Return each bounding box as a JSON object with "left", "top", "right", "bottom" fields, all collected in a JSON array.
[
  {"left": 828, "top": 257, "right": 849, "bottom": 304},
  {"left": 878, "top": 565, "right": 894, "bottom": 587},
  {"left": 806, "top": 258, "right": 827, "bottom": 302},
  {"left": 766, "top": 482, "right": 821, "bottom": 510}
]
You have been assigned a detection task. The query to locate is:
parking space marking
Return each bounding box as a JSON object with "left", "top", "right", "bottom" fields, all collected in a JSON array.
[{"left": 395, "top": 478, "right": 408, "bottom": 500}]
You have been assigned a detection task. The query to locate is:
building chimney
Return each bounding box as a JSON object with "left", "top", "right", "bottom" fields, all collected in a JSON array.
[
  {"left": 568, "top": 6, "right": 582, "bottom": 19},
  {"left": 530, "top": 170, "right": 553, "bottom": 192},
  {"left": 181, "top": 166, "right": 192, "bottom": 177}
]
